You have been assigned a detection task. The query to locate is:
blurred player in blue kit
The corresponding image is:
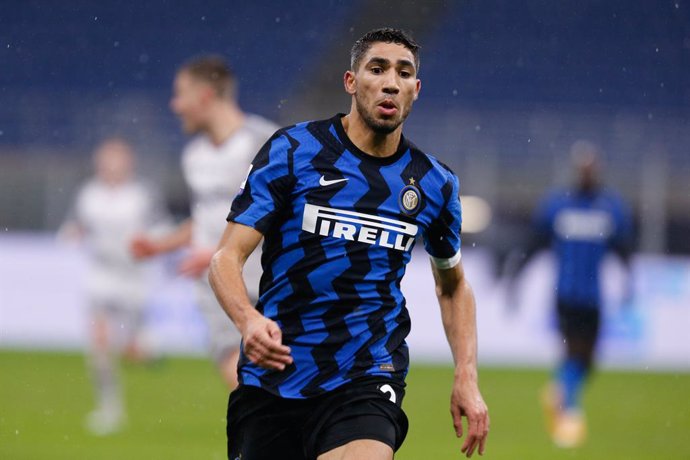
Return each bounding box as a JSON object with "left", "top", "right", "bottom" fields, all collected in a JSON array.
[
  {"left": 59, "top": 138, "right": 170, "bottom": 435},
  {"left": 507, "top": 141, "right": 634, "bottom": 447},
  {"left": 209, "top": 28, "right": 489, "bottom": 459}
]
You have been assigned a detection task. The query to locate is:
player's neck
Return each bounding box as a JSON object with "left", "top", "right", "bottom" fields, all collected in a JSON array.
[
  {"left": 342, "top": 112, "right": 402, "bottom": 158},
  {"left": 206, "top": 102, "right": 245, "bottom": 146},
  {"left": 99, "top": 175, "right": 131, "bottom": 188}
]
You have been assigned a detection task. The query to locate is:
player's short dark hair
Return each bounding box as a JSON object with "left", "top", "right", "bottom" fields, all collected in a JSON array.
[
  {"left": 178, "top": 55, "right": 236, "bottom": 99},
  {"left": 350, "top": 28, "right": 420, "bottom": 73}
]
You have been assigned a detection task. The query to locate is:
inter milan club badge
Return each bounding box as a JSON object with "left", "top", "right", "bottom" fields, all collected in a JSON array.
[{"left": 399, "top": 177, "right": 422, "bottom": 215}]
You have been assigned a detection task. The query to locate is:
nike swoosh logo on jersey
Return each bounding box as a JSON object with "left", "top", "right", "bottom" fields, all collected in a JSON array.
[{"left": 319, "top": 176, "right": 349, "bottom": 186}]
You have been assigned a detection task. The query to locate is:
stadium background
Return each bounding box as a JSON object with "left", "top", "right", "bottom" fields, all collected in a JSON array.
[{"left": 1, "top": 1, "right": 688, "bottom": 459}]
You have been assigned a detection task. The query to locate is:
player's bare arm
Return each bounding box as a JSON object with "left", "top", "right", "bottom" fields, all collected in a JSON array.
[
  {"left": 177, "top": 247, "right": 216, "bottom": 277},
  {"left": 130, "top": 218, "right": 193, "bottom": 258},
  {"left": 209, "top": 222, "right": 293, "bottom": 371},
  {"left": 432, "top": 260, "right": 490, "bottom": 457}
]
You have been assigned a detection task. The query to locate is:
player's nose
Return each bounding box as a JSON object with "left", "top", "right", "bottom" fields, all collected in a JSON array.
[
  {"left": 382, "top": 82, "right": 400, "bottom": 95},
  {"left": 381, "top": 71, "right": 400, "bottom": 94}
]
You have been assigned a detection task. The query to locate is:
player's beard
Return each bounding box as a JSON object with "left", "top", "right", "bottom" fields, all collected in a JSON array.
[{"left": 355, "top": 94, "right": 411, "bottom": 135}]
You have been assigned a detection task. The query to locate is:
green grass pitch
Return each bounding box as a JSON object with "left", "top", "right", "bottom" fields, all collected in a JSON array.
[{"left": 1, "top": 350, "right": 688, "bottom": 459}]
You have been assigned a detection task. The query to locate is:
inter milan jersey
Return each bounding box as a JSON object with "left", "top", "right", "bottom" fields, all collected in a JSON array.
[
  {"left": 534, "top": 188, "right": 632, "bottom": 308},
  {"left": 228, "top": 114, "right": 463, "bottom": 399}
]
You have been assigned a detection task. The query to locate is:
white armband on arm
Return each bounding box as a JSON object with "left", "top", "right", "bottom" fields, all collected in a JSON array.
[{"left": 429, "top": 248, "right": 462, "bottom": 269}]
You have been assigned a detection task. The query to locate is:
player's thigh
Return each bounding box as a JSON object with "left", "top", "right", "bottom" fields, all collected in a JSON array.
[
  {"left": 317, "top": 439, "right": 393, "bottom": 460},
  {"left": 227, "top": 386, "right": 307, "bottom": 460},
  {"left": 306, "top": 379, "right": 409, "bottom": 459},
  {"left": 219, "top": 347, "right": 240, "bottom": 388},
  {"left": 557, "top": 303, "right": 601, "bottom": 341}
]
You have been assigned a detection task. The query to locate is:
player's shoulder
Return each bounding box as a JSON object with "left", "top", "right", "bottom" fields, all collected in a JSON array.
[
  {"left": 596, "top": 187, "right": 629, "bottom": 212},
  {"left": 547, "top": 187, "right": 569, "bottom": 199},
  {"left": 278, "top": 114, "right": 362, "bottom": 148},
  {"left": 406, "top": 140, "right": 459, "bottom": 186},
  {"left": 128, "top": 177, "right": 157, "bottom": 195},
  {"left": 243, "top": 113, "right": 281, "bottom": 139},
  {"left": 182, "top": 135, "right": 209, "bottom": 157},
  {"left": 533, "top": 188, "right": 568, "bottom": 218},
  {"left": 282, "top": 116, "right": 331, "bottom": 141},
  {"left": 598, "top": 187, "right": 625, "bottom": 203},
  {"left": 261, "top": 117, "right": 332, "bottom": 155},
  {"left": 77, "top": 178, "right": 104, "bottom": 197},
  {"left": 542, "top": 187, "right": 571, "bottom": 206}
]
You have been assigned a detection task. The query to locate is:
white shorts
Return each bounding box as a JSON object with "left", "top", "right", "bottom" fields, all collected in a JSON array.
[
  {"left": 86, "top": 271, "right": 148, "bottom": 350},
  {"left": 86, "top": 265, "right": 147, "bottom": 311}
]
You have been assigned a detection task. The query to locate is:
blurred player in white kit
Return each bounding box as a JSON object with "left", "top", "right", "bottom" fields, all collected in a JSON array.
[
  {"left": 59, "top": 138, "right": 170, "bottom": 435},
  {"left": 130, "top": 56, "right": 278, "bottom": 389}
]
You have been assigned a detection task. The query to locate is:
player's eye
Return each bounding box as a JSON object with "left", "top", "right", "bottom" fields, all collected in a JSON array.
[
  {"left": 399, "top": 70, "right": 412, "bottom": 78},
  {"left": 371, "top": 67, "right": 384, "bottom": 74}
]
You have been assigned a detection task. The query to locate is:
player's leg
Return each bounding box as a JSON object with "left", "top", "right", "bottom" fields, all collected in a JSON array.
[
  {"left": 119, "top": 292, "right": 153, "bottom": 365},
  {"left": 227, "top": 385, "right": 308, "bottom": 460},
  {"left": 85, "top": 304, "right": 124, "bottom": 434},
  {"left": 219, "top": 347, "right": 240, "bottom": 389},
  {"left": 318, "top": 439, "right": 393, "bottom": 460},
  {"left": 550, "top": 303, "right": 600, "bottom": 447},
  {"left": 558, "top": 305, "right": 600, "bottom": 412},
  {"left": 552, "top": 333, "right": 592, "bottom": 448},
  {"left": 306, "top": 379, "right": 409, "bottom": 460},
  {"left": 560, "top": 335, "right": 594, "bottom": 409}
]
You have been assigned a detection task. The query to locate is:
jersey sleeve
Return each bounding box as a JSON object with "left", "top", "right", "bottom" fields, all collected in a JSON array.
[
  {"left": 227, "top": 131, "right": 295, "bottom": 234},
  {"left": 423, "top": 171, "right": 463, "bottom": 269},
  {"left": 56, "top": 185, "right": 86, "bottom": 240},
  {"left": 533, "top": 192, "right": 557, "bottom": 241},
  {"left": 141, "top": 183, "right": 173, "bottom": 236},
  {"left": 609, "top": 193, "right": 634, "bottom": 251}
]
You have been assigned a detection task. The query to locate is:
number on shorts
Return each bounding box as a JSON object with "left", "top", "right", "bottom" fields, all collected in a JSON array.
[{"left": 379, "top": 384, "right": 397, "bottom": 403}]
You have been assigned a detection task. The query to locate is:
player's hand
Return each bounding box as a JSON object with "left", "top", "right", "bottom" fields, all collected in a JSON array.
[
  {"left": 178, "top": 248, "right": 214, "bottom": 277},
  {"left": 241, "top": 312, "right": 293, "bottom": 371},
  {"left": 56, "top": 221, "right": 84, "bottom": 244},
  {"left": 451, "top": 374, "right": 489, "bottom": 457},
  {"left": 130, "top": 234, "right": 159, "bottom": 259}
]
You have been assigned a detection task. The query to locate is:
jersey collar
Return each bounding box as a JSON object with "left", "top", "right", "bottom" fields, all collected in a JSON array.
[{"left": 331, "top": 113, "right": 409, "bottom": 165}]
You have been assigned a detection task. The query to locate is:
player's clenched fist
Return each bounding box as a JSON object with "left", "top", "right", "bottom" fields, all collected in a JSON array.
[{"left": 241, "top": 313, "right": 293, "bottom": 371}]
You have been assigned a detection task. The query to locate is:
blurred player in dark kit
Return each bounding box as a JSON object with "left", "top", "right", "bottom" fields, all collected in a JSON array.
[{"left": 507, "top": 141, "right": 634, "bottom": 447}]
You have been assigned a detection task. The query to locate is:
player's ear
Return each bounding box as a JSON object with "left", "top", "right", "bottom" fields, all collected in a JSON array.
[
  {"left": 200, "top": 84, "right": 216, "bottom": 105},
  {"left": 413, "top": 79, "right": 421, "bottom": 101},
  {"left": 344, "top": 70, "right": 356, "bottom": 95}
]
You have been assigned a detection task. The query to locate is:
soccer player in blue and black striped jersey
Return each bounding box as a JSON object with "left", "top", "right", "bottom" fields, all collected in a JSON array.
[
  {"left": 209, "top": 28, "right": 489, "bottom": 459},
  {"left": 508, "top": 141, "right": 633, "bottom": 448}
]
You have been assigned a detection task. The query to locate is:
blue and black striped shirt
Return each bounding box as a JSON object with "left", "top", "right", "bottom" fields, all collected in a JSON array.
[
  {"left": 228, "top": 114, "right": 463, "bottom": 398},
  {"left": 534, "top": 188, "right": 632, "bottom": 307}
]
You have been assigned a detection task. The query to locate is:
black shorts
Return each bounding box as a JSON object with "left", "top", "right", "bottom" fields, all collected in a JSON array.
[
  {"left": 226, "top": 377, "right": 408, "bottom": 460},
  {"left": 557, "top": 301, "right": 601, "bottom": 341}
]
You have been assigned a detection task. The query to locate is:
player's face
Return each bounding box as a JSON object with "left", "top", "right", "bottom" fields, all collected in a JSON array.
[
  {"left": 346, "top": 42, "right": 421, "bottom": 134},
  {"left": 170, "top": 71, "right": 210, "bottom": 134},
  {"left": 574, "top": 151, "right": 600, "bottom": 191},
  {"left": 94, "top": 141, "right": 134, "bottom": 185}
]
